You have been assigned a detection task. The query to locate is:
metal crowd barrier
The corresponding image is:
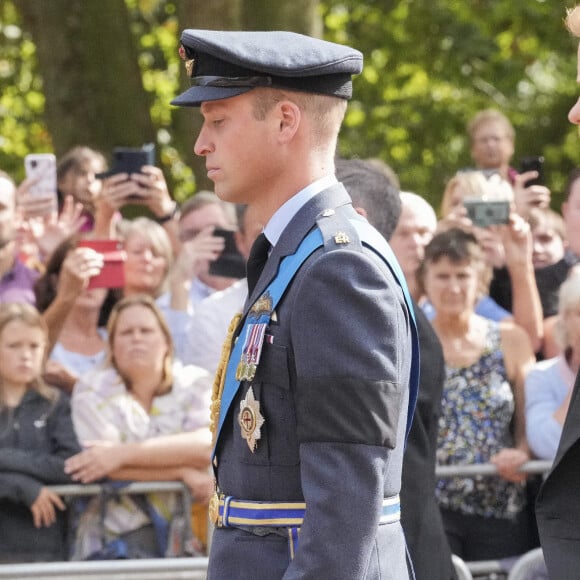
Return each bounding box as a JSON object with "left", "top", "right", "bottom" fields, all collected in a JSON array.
[
  {"left": 0, "top": 462, "right": 553, "bottom": 580},
  {"left": 435, "top": 459, "right": 552, "bottom": 478},
  {"left": 0, "top": 558, "right": 210, "bottom": 579},
  {"left": 437, "top": 460, "right": 552, "bottom": 579}
]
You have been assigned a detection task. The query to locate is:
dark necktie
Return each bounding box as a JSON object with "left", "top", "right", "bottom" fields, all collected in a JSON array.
[{"left": 246, "top": 233, "right": 270, "bottom": 296}]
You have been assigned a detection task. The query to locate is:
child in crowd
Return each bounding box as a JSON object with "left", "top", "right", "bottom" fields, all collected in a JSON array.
[{"left": 0, "top": 303, "right": 81, "bottom": 562}]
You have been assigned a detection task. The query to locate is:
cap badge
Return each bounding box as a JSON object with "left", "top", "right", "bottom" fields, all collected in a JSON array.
[
  {"left": 238, "top": 387, "right": 265, "bottom": 452},
  {"left": 178, "top": 45, "right": 196, "bottom": 77},
  {"left": 334, "top": 232, "right": 350, "bottom": 244}
]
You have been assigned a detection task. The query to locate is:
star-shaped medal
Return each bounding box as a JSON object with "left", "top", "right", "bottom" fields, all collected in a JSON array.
[{"left": 238, "top": 387, "right": 265, "bottom": 453}]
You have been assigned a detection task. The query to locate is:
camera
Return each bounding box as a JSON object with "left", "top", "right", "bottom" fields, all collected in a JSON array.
[
  {"left": 463, "top": 198, "right": 510, "bottom": 228},
  {"left": 209, "top": 228, "right": 246, "bottom": 279}
]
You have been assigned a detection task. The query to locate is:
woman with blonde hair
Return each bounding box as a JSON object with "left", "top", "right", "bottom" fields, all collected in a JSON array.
[
  {"left": 66, "top": 294, "right": 213, "bottom": 559},
  {"left": 436, "top": 170, "right": 543, "bottom": 353},
  {"left": 0, "top": 303, "right": 81, "bottom": 562},
  {"left": 119, "top": 217, "right": 193, "bottom": 360}
]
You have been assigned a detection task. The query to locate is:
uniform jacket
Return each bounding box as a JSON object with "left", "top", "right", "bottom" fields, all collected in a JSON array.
[
  {"left": 208, "top": 184, "right": 414, "bottom": 580},
  {"left": 0, "top": 389, "right": 81, "bottom": 562},
  {"left": 536, "top": 369, "right": 580, "bottom": 579},
  {"left": 401, "top": 304, "right": 456, "bottom": 580}
]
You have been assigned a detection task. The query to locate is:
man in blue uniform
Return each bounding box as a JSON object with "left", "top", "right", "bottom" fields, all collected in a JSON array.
[{"left": 171, "top": 30, "right": 420, "bottom": 579}]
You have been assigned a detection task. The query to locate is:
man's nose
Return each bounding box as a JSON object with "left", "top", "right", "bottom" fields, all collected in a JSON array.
[
  {"left": 194, "top": 126, "right": 213, "bottom": 156},
  {"left": 569, "top": 97, "right": 580, "bottom": 125}
]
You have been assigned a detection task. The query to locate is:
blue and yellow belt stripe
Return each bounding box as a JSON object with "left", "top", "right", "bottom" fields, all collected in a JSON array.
[
  {"left": 214, "top": 494, "right": 400, "bottom": 559},
  {"left": 215, "top": 494, "right": 401, "bottom": 528}
]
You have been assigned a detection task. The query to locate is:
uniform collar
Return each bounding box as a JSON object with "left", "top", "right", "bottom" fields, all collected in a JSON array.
[{"left": 264, "top": 175, "right": 337, "bottom": 247}]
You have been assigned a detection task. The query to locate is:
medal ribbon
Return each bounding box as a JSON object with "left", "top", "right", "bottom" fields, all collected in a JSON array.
[{"left": 213, "top": 228, "right": 324, "bottom": 457}]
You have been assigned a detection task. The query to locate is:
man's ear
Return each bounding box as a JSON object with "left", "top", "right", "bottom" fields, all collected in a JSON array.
[
  {"left": 354, "top": 206, "right": 368, "bottom": 219},
  {"left": 277, "top": 101, "right": 301, "bottom": 143}
]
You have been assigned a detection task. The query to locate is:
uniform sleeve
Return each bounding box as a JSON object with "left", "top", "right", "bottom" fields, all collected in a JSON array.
[
  {"left": 525, "top": 365, "right": 565, "bottom": 460},
  {"left": 285, "top": 249, "right": 410, "bottom": 578},
  {"left": 0, "top": 394, "right": 81, "bottom": 484}
]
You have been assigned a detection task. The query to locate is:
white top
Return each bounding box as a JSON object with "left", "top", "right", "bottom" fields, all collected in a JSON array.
[
  {"left": 70, "top": 360, "right": 211, "bottom": 559},
  {"left": 183, "top": 278, "right": 247, "bottom": 375},
  {"left": 49, "top": 328, "right": 108, "bottom": 378}
]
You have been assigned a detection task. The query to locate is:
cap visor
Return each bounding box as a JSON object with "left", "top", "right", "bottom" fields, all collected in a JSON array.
[{"left": 170, "top": 85, "right": 251, "bottom": 107}]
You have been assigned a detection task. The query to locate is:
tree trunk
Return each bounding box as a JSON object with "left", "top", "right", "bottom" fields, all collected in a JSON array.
[
  {"left": 17, "top": 0, "right": 155, "bottom": 159},
  {"left": 242, "top": 0, "right": 321, "bottom": 36}
]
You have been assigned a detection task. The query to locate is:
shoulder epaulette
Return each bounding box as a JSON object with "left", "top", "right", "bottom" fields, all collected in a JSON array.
[{"left": 316, "top": 207, "right": 364, "bottom": 253}]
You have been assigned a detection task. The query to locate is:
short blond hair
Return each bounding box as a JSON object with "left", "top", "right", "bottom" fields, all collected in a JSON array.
[
  {"left": 566, "top": 7, "right": 580, "bottom": 36},
  {"left": 252, "top": 87, "right": 346, "bottom": 149},
  {"left": 440, "top": 170, "right": 513, "bottom": 218},
  {"left": 555, "top": 270, "right": 580, "bottom": 348},
  {"left": 467, "top": 109, "right": 515, "bottom": 144},
  {"left": 117, "top": 217, "right": 173, "bottom": 296}
]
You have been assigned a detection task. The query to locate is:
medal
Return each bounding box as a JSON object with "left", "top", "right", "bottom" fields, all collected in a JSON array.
[
  {"left": 238, "top": 387, "right": 265, "bottom": 452},
  {"left": 236, "top": 292, "right": 273, "bottom": 382}
]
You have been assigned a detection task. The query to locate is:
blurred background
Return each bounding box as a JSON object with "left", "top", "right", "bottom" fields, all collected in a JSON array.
[{"left": 0, "top": 0, "right": 578, "bottom": 209}]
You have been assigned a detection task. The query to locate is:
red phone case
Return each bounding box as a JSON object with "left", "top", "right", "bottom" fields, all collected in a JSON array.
[{"left": 78, "top": 240, "right": 126, "bottom": 289}]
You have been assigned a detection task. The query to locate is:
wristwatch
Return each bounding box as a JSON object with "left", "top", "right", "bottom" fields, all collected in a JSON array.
[{"left": 154, "top": 202, "right": 179, "bottom": 224}]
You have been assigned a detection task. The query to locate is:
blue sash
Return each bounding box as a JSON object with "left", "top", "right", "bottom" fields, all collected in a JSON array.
[{"left": 212, "top": 220, "right": 420, "bottom": 458}]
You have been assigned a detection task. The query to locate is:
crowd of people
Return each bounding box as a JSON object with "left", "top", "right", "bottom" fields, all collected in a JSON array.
[{"left": 2, "top": 9, "right": 580, "bottom": 580}]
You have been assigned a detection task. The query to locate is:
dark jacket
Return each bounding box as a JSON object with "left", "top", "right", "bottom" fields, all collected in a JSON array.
[
  {"left": 0, "top": 388, "right": 81, "bottom": 562},
  {"left": 536, "top": 369, "right": 580, "bottom": 579},
  {"left": 401, "top": 305, "right": 457, "bottom": 580}
]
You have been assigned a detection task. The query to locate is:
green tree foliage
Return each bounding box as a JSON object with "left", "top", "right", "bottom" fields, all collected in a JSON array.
[
  {"left": 0, "top": 1, "right": 50, "bottom": 179},
  {"left": 323, "top": 0, "right": 580, "bottom": 209},
  {"left": 1, "top": 0, "right": 579, "bottom": 210}
]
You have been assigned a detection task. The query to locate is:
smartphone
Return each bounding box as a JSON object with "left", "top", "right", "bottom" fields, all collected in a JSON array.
[
  {"left": 95, "top": 143, "right": 156, "bottom": 179},
  {"left": 77, "top": 239, "right": 126, "bottom": 289},
  {"left": 24, "top": 153, "right": 57, "bottom": 202},
  {"left": 463, "top": 198, "right": 510, "bottom": 228},
  {"left": 209, "top": 228, "right": 246, "bottom": 278},
  {"left": 519, "top": 156, "right": 545, "bottom": 187}
]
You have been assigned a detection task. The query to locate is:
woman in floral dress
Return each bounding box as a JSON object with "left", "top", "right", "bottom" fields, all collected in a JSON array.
[{"left": 419, "top": 227, "right": 537, "bottom": 561}]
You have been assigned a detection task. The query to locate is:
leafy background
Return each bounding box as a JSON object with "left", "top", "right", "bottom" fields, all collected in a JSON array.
[{"left": 0, "top": 0, "right": 579, "bottom": 210}]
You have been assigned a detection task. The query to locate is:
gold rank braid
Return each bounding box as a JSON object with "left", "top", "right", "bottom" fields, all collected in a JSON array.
[{"left": 210, "top": 312, "right": 242, "bottom": 446}]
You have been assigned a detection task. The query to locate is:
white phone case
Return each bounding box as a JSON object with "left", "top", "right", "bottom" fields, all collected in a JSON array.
[{"left": 24, "top": 153, "right": 57, "bottom": 200}]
